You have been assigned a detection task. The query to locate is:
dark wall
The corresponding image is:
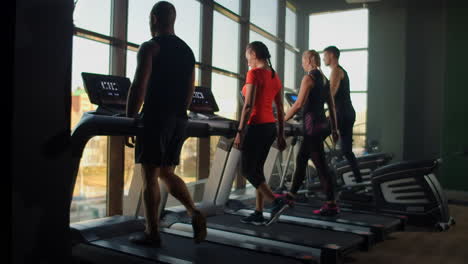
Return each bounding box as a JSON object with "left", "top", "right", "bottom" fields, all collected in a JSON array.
[
  {"left": 441, "top": 1, "right": 468, "bottom": 191},
  {"left": 367, "top": 0, "right": 446, "bottom": 161},
  {"left": 403, "top": 0, "right": 445, "bottom": 161},
  {"left": 367, "top": 0, "right": 468, "bottom": 191},
  {"left": 367, "top": 1, "right": 407, "bottom": 160},
  {"left": 13, "top": 0, "right": 74, "bottom": 263}
]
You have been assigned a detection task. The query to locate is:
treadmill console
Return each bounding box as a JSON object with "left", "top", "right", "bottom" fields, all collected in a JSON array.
[
  {"left": 82, "top": 72, "right": 130, "bottom": 114},
  {"left": 189, "top": 86, "right": 220, "bottom": 115}
]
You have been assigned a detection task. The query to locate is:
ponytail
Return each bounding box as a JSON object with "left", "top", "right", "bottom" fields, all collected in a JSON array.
[{"left": 267, "top": 57, "right": 276, "bottom": 79}]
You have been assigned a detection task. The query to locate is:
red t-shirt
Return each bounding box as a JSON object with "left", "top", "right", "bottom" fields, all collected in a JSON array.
[{"left": 242, "top": 68, "right": 282, "bottom": 125}]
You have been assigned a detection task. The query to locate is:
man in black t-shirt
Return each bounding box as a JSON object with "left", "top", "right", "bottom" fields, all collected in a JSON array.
[
  {"left": 125, "top": 1, "right": 206, "bottom": 246},
  {"left": 324, "top": 46, "right": 363, "bottom": 183}
]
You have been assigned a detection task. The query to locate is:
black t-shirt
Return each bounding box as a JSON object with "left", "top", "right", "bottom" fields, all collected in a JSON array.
[
  {"left": 141, "top": 35, "right": 195, "bottom": 121},
  {"left": 334, "top": 65, "right": 355, "bottom": 115}
]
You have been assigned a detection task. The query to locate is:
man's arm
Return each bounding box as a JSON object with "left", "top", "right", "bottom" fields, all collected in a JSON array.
[
  {"left": 185, "top": 67, "right": 196, "bottom": 111},
  {"left": 327, "top": 89, "right": 339, "bottom": 133},
  {"left": 284, "top": 75, "right": 313, "bottom": 121},
  {"left": 126, "top": 41, "right": 158, "bottom": 118},
  {"left": 329, "top": 67, "right": 341, "bottom": 97}
]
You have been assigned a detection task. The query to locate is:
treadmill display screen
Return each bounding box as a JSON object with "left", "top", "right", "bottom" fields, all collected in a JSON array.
[
  {"left": 189, "top": 86, "right": 220, "bottom": 114},
  {"left": 285, "top": 92, "right": 298, "bottom": 106},
  {"left": 82, "top": 72, "right": 130, "bottom": 107}
]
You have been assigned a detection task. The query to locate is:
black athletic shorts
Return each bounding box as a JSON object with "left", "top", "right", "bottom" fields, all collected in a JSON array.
[{"left": 135, "top": 117, "right": 188, "bottom": 167}]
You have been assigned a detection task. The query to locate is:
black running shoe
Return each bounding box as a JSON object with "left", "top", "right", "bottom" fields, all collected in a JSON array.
[
  {"left": 192, "top": 210, "right": 207, "bottom": 244},
  {"left": 266, "top": 198, "right": 290, "bottom": 226},
  {"left": 240, "top": 210, "right": 266, "bottom": 225},
  {"left": 129, "top": 232, "right": 162, "bottom": 247}
]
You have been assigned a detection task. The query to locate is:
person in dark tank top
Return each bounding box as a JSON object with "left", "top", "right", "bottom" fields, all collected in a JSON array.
[
  {"left": 282, "top": 50, "right": 341, "bottom": 216},
  {"left": 323, "top": 46, "right": 363, "bottom": 183},
  {"left": 125, "top": 1, "right": 206, "bottom": 246}
]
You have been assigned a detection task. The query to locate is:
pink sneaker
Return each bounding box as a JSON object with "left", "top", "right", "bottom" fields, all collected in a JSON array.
[{"left": 313, "top": 202, "right": 340, "bottom": 216}]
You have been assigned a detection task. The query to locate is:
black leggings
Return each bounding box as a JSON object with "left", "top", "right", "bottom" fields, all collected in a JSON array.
[
  {"left": 290, "top": 134, "right": 336, "bottom": 201},
  {"left": 241, "top": 123, "right": 277, "bottom": 189},
  {"left": 338, "top": 116, "right": 362, "bottom": 182}
]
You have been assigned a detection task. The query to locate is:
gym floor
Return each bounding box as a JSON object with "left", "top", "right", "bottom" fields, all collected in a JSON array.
[{"left": 349, "top": 205, "right": 468, "bottom": 264}]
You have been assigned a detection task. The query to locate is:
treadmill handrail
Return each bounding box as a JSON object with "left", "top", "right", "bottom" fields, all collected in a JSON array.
[
  {"left": 71, "top": 112, "right": 141, "bottom": 157},
  {"left": 71, "top": 111, "right": 238, "bottom": 157}
]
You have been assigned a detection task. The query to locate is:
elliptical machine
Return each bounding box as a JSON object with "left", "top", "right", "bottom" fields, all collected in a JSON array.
[{"left": 338, "top": 158, "right": 455, "bottom": 231}]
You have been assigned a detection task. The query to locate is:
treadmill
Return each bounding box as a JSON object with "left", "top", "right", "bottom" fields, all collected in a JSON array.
[
  {"left": 160, "top": 89, "right": 368, "bottom": 264},
  {"left": 224, "top": 91, "right": 406, "bottom": 242},
  {"left": 276, "top": 92, "right": 453, "bottom": 231},
  {"left": 70, "top": 73, "right": 322, "bottom": 264}
]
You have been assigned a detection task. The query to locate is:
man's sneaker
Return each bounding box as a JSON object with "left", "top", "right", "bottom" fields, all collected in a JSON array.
[
  {"left": 129, "top": 232, "right": 162, "bottom": 247},
  {"left": 274, "top": 193, "right": 295, "bottom": 208},
  {"left": 240, "top": 210, "right": 266, "bottom": 226},
  {"left": 313, "top": 202, "right": 340, "bottom": 216},
  {"left": 266, "top": 198, "right": 290, "bottom": 226},
  {"left": 192, "top": 210, "right": 207, "bottom": 244}
]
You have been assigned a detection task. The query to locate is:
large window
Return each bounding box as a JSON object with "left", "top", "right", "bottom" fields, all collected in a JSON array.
[
  {"left": 73, "top": 0, "right": 111, "bottom": 36},
  {"left": 209, "top": 6, "right": 242, "bottom": 188},
  {"left": 126, "top": 49, "right": 137, "bottom": 79},
  {"left": 210, "top": 73, "right": 239, "bottom": 168},
  {"left": 284, "top": 3, "right": 299, "bottom": 92},
  {"left": 250, "top": 0, "right": 278, "bottom": 35},
  {"left": 127, "top": 0, "right": 202, "bottom": 61},
  {"left": 284, "top": 49, "right": 296, "bottom": 89},
  {"left": 351, "top": 93, "right": 367, "bottom": 138},
  {"left": 285, "top": 4, "right": 297, "bottom": 47},
  {"left": 213, "top": 11, "right": 240, "bottom": 73},
  {"left": 309, "top": 9, "right": 369, "bottom": 154},
  {"left": 211, "top": 72, "right": 239, "bottom": 120},
  {"left": 71, "top": 36, "right": 110, "bottom": 223},
  {"left": 309, "top": 9, "right": 368, "bottom": 51}
]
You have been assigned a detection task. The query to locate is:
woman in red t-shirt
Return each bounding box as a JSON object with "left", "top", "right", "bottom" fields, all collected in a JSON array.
[{"left": 233, "top": 41, "right": 289, "bottom": 226}]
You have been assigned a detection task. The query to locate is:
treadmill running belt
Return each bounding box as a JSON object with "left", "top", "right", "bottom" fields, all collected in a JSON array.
[
  {"left": 284, "top": 204, "right": 401, "bottom": 228},
  {"left": 240, "top": 198, "right": 402, "bottom": 229},
  {"left": 207, "top": 214, "right": 363, "bottom": 252},
  {"left": 92, "top": 231, "right": 303, "bottom": 264}
]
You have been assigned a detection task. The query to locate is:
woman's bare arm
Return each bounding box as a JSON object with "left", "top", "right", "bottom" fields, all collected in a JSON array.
[
  {"left": 237, "top": 83, "right": 256, "bottom": 132},
  {"left": 284, "top": 75, "right": 313, "bottom": 121}
]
